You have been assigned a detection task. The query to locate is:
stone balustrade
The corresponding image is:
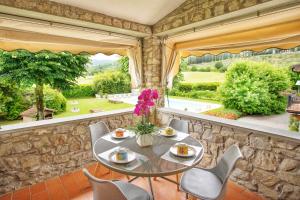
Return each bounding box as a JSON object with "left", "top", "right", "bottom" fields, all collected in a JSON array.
[
  {"left": 0, "top": 108, "right": 136, "bottom": 195},
  {"left": 156, "top": 108, "right": 300, "bottom": 200},
  {"left": 1, "top": 107, "right": 300, "bottom": 199}
]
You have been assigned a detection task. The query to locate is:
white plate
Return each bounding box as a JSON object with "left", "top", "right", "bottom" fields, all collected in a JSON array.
[
  {"left": 170, "top": 144, "right": 196, "bottom": 157},
  {"left": 108, "top": 151, "right": 136, "bottom": 164},
  {"left": 160, "top": 129, "right": 177, "bottom": 137},
  {"left": 111, "top": 130, "right": 131, "bottom": 139}
]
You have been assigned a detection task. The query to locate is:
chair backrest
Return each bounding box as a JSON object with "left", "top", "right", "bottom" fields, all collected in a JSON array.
[
  {"left": 89, "top": 121, "right": 110, "bottom": 149},
  {"left": 83, "top": 168, "right": 127, "bottom": 200},
  {"left": 168, "top": 118, "right": 189, "bottom": 134},
  {"left": 213, "top": 144, "right": 243, "bottom": 183}
]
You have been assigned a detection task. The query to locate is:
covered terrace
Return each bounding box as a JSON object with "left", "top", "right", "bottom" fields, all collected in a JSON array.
[{"left": 0, "top": 0, "right": 300, "bottom": 200}]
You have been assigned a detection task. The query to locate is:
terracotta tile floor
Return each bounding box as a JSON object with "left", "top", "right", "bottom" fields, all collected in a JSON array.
[{"left": 0, "top": 163, "right": 264, "bottom": 200}]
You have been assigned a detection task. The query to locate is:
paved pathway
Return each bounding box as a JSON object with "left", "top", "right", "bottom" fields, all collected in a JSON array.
[{"left": 238, "top": 112, "right": 290, "bottom": 130}]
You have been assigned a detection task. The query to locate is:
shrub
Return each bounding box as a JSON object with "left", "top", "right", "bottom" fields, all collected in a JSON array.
[
  {"left": 219, "top": 61, "right": 290, "bottom": 115},
  {"left": 93, "top": 71, "right": 131, "bottom": 94},
  {"left": 169, "top": 89, "right": 220, "bottom": 101},
  {"left": 177, "top": 83, "right": 193, "bottom": 92},
  {"left": 219, "top": 66, "right": 228, "bottom": 73},
  {"left": 192, "top": 82, "right": 220, "bottom": 91},
  {"left": 62, "top": 84, "right": 95, "bottom": 98},
  {"left": 0, "top": 79, "right": 30, "bottom": 120},
  {"left": 44, "top": 87, "right": 67, "bottom": 113},
  {"left": 215, "top": 62, "right": 224, "bottom": 70},
  {"left": 176, "top": 82, "right": 220, "bottom": 92},
  {"left": 191, "top": 66, "right": 198, "bottom": 71},
  {"left": 197, "top": 66, "right": 212, "bottom": 72}
]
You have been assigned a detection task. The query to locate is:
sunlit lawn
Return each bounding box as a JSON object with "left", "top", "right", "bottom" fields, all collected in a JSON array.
[
  {"left": 55, "top": 98, "right": 133, "bottom": 118},
  {"left": 0, "top": 98, "right": 133, "bottom": 126},
  {"left": 182, "top": 72, "right": 225, "bottom": 83}
]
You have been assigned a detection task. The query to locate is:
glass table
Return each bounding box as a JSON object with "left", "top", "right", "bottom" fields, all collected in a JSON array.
[{"left": 93, "top": 132, "right": 204, "bottom": 198}]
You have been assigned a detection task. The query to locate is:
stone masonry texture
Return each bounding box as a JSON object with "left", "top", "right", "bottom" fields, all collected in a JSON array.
[
  {"left": 142, "top": 36, "right": 164, "bottom": 107},
  {"left": 0, "top": 111, "right": 136, "bottom": 195},
  {"left": 153, "top": 0, "right": 273, "bottom": 33},
  {"left": 156, "top": 109, "right": 300, "bottom": 200}
]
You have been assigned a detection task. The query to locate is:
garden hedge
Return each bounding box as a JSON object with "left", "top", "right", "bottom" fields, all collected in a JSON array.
[
  {"left": 62, "top": 84, "right": 95, "bottom": 98},
  {"left": 93, "top": 71, "right": 131, "bottom": 94},
  {"left": 176, "top": 82, "right": 220, "bottom": 92}
]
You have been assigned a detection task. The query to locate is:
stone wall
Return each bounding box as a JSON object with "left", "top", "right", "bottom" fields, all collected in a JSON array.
[
  {"left": 142, "top": 36, "right": 164, "bottom": 106},
  {"left": 153, "top": 0, "right": 272, "bottom": 33},
  {"left": 0, "top": 109, "right": 136, "bottom": 195},
  {"left": 157, "top": 108, "right": 300, "bottom": 200},
  {"left": 0, "top": 0, "right": 151, "bottom": 34}
]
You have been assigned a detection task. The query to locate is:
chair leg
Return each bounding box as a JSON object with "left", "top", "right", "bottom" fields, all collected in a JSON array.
[
  {"left": 93, "top": 163, "right": 99, "bottom": 176},
  {"left": 126, "top": 175, "right": 130, "bottom": 180},
  {"left": 176, "top": 174, "right": 180, "bottom": 191},
  {"left": 188, "top": 195, "right": 197, "bottom": 200},
  {"left": 109, "top": 169, "right": 113, "bottom": 178}
]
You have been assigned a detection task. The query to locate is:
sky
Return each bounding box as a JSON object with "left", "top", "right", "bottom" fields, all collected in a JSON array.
[{"left": 90, "top": 53, "right": 121, "bottom": 61}]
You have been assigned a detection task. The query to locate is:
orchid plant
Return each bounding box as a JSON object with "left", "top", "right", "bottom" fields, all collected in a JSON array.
[{"left": 132, "top": 89, "right": 159, "bottom": 135}]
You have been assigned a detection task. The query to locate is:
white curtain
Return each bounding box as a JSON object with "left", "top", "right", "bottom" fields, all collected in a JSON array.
[
  {"left": 161, "top": 40, "right": 181, "bottom": 88},
  {"left": 127, "top": 41, "right": 142, "bottom": 89}
]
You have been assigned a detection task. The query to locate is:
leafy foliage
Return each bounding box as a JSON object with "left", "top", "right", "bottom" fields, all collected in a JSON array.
[
  {"left": 93, "top": 71, "right": 131, "bottom": 94},
  {"left": 0, "top": 50, "right": 89, "bottom": 119},
  {"left": 214, "top": 62, "right": 224, "bottom": 70},
  {"left": 44, "top": 87, "right": 67, "bottom": 113},
  {"left": 176, "top": 82, "right": 220, "bottom": 92},
  {"left": 0, "top": 79, "right": 30, "bottom": 120},
  {"left": 173, "top": 59, "right": 185, "bottom": 87},
  {"left": 219, "top": 61, "right": 290, "bottom": 115},
  {"left": 62, "top": 84, "right": 95, "bottom": 98},
  {"left": 118, "top": 56, "right": 129, "bottom": 74},
  {"left": 169, "top": 89, "right": 220, "bottom": 101}
]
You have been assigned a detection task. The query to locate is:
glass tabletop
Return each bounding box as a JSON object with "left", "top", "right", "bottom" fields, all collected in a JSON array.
[{"left": 93, "top": 131, "right": 204, "bottom": 177}]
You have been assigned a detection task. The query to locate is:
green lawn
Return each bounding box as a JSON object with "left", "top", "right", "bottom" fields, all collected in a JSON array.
[
  {"left": 0, "top": 98, "right": 133, "bottom": 126},
  {"left": 55, "top": 98, "right": 133, "bottom": 118},
  {"left": 182, "top": 72, "right": 225, "bottom": 83}
]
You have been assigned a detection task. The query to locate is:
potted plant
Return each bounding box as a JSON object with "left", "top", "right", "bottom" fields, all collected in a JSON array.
[{"left": 132, "top": 88, "right": 159, "bottom": 147}]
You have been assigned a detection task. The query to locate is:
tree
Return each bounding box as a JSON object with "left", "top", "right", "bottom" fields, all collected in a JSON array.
[
  {"left": 0, "top": 50, "right": 89, "bottom": 120},
  {"left": 118, "top": 56, "right": 129, "bottom": 74}
]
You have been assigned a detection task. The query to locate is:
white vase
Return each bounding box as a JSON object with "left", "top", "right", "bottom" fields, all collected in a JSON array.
[{"left": 136, "top": 134, "right": 153, "bottom": 147}]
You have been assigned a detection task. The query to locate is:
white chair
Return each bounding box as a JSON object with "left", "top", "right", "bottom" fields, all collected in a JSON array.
[
  {"left": 180, "top": 144, "right": 243, "bottom": 200},
  {"left": 89, "top": 122, "right": 111, "bottom": 176},
  {"left": 83, "top": 168, "right": 152, "bottom": 200},
  {"left": 168, "top": 118, "right": 189, "bottom": 190},
  {"left": 168, "top": 118, "right": 189, "bottom": 134}
]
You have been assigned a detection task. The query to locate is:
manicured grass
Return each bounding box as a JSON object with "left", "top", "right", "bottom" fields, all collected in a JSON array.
[
  {"left": 0, "top": 98, "right": 133, "bottom": 126},
  {"left": 182, "top": 72, "right": 225, "bottom": 83},
  {"left": 169, "top": 95, "right": 221, "bottom": 104},
  {"left": 55, "top": 98, "right": 133, "bottom": 118}
]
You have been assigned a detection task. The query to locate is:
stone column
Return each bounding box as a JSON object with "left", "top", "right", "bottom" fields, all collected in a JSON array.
[{"left": 142, "top": 36, "right": 164, "bottom": 107}]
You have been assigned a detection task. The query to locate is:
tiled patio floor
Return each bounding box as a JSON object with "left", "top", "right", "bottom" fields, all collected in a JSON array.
[{"left": 0, "top": 163, "right": 264, "bottom": 200}]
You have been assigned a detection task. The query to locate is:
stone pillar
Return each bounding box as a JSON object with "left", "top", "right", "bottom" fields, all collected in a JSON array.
[{"left": 142, "top": 36, "right": 164, "bottom": 107}]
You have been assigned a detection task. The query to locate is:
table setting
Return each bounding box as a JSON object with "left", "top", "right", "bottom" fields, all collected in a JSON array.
[{"left": 93, "top": 89, "right": 204, "bottom": 199}]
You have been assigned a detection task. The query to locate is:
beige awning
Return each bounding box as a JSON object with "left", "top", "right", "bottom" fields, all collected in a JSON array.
[
  {"left": 0, "top": 28, "right": 131, "bottom": 55},
  {"left": 162, "top": 6, "right": 300, "bottom": 88}
]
